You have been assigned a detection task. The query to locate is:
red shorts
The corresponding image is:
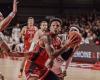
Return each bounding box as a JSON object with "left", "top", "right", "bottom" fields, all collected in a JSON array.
[{"left": 25, "top": 60, "right": 47, "bottom": 80}]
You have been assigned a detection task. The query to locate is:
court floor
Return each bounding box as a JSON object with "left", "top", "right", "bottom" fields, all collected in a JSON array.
[{"left": 0, "top": 58, "right": 100, "bottom": 80}]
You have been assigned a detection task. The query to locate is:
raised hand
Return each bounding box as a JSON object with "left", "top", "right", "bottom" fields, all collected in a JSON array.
[{"left": 13, "top": 0, "right": 18, "bottom": 13}]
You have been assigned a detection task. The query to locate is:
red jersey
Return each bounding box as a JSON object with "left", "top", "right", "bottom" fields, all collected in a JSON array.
[
  {"left": 24, "top": 27, "right": 36, "bottom": 52},
  {"left": 51, "top": 37, "right": 61, "bottom": 50},
  {"left": 25, "top": 33, "right": 61, "bottom": 79},
  {"left": 30, "top": 34, "right": 61, "bottom": 67}
]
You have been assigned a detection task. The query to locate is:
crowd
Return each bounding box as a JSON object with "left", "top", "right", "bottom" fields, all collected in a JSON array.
[
  {"left": 0, "top": 0, "right": 100, "bottom": 80},
  {"left": 1, "top": 15, "right": 100, "bottom": 53}
]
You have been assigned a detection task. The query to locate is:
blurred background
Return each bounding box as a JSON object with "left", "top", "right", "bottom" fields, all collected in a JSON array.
[
  {"left": 0, "top": 0, "right": 100, "bottom": 63},
  {"left": 0, "top": 0, "right": 100, "bottom": 80}
]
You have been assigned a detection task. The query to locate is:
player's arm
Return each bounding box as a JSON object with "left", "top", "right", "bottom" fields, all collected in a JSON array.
[
  {"left": 44, "top": 34, "right": 78, "bottom": 60},
  {"left": 29, "top": 30, "right": 39, "bottom": 52},
  {"left": 61, "top": 45, "right": 80, "bottom": 76},
  {"left": 20, "top": 26, "right": 26, "bottom": 39},
  {"left": 43, "top": 35, "right": 67, "bottom": 59},
  {"left": 0, "top": 38, "right": 11, "bottom": 53},
  {"left": 43, "top": 35, "right": 72, "bottom": 68},
  {"left": 0, "top": 0, "right": 17, "bottom": 31}
]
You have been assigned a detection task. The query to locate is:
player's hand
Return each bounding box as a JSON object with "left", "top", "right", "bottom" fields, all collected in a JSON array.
[
  {"left": 65, "top": 35, "right": 80, "bottom": 48},
  {"left": 65, "top": 39, "right": 73, "bottom": 48},
  {"left": 45, "top": 58, "right": 54, "bottom": 69},
  {"left": 13, "top": 0, "right": 18, "bottom": 13}
]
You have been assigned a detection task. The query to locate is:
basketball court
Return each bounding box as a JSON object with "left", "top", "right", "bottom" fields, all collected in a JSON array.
[{"left": 0, "top": 58, "right": 100, "bottom": 80}]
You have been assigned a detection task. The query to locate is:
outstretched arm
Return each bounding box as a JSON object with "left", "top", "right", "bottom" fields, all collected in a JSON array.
[
  {"left": 0, "top": 0, "right": 17, "bottom": 32},
  {"left": 29, "top": 30, "right": 39, "bottom": 52},
  {"left": 44, "top": 35, "right": 74, "bottom": 68},
  {"left": 43, "top": 35, "right": 74, "bottom": 60}
]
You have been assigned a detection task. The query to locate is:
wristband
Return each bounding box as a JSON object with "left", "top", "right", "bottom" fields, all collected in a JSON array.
[{"left": 9, "top": 12, "right": 15, "bottom": 18}]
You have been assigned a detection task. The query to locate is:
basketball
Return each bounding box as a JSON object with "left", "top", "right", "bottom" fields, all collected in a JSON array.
[{"left": 67, "top": 31, "right": 82, "bottom": 45}]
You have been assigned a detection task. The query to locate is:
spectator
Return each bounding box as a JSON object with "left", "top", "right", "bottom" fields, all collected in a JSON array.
[{"left": 12, "top": 23, "right": 21, "bottom": 44}]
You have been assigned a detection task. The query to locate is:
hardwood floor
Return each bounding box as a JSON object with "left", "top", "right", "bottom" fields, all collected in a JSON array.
[{"left": 0, "top": 58, "right": 100, "bottom": 80}]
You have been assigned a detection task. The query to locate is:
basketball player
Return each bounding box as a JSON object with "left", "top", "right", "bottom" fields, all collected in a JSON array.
[
  {"left": 29, "top": 21, "right": 48, "bottom": 52},
  {"left": 21, "top": 17, "right": 38, "bottom": 52},
  {"left": 19, "top": 17, "right": 38, "bottom": 77},
  {"left": 0, "top": 0, "right": 17, "bottom": 32},
  {"left": 24, "top": 18, "right": 76, "bottom": 80},
  {"left": 51, "top": 26, "right": 82, "bottom": 80},
  {"left": 12, "top": 23, "right": 21, "bottom": 44},
  {"left": 0, "top": 0, "right": 17, "bottom": 57}
]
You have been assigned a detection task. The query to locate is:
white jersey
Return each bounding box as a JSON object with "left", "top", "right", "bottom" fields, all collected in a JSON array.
[
  {"left": 12, "top": 27, "right": 21, "bottom": 36},
  {"left": 58, "top": 33, "right": 67, "bottom": 45},
  {"left": 12, "top": 27, "right": 21, "bottom": 43},
  {"left": 0, "top": 32, "right": 5, "bottom": 40},
  {"left": 15, "top": 43, "right": 24, "bottom": 52}
]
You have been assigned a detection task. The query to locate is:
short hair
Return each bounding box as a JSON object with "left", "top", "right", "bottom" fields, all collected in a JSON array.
[
  {"left": 28, "top": 17, "right": 34, "bottom": 20},
  {"left": 49, "top": 18, "right": 62, "bottom": 26},
  {"left": 40, "top": 21, "right": 48, "bottom": 25}
]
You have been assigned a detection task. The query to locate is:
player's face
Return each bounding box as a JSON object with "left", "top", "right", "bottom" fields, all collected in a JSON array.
[
  {"left": 0, "top": 13, "right": 4, "bottom": 22},
  {"left": 50, "top": 21, "right": 61, "bottom": 34},
  {"left": 28, "top": 18, "right": 34, "bottom": 26},
  {"left": 40, "top": 22, "right": 48, "bottom": 31}
]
